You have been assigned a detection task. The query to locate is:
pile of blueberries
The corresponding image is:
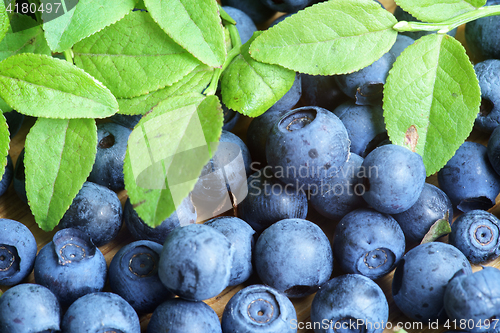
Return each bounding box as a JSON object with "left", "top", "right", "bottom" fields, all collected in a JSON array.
[{"left": 2, "top": 0, "right": 500, "bottom": 332}]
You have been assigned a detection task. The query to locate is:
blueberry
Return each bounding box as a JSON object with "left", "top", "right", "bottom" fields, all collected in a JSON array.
[
  {"left": 260, "top": 0, "right": 314, "bottom": 13},
  {"left": 13, "top": 148, "right": 27, "bottom": 204},
  {"left": 223, "top": 6, "right": 257, "bottom": 45},
  {"left": 158, "top": 223, "right": 233, "bottom": 301},
  {"left": 0, "top": 155, "right": 13, "bottom": 197},
  {"left": 109, "top": 240, "right": 174, "bottom": 313},
  {"left": 124, "top": 195, "right": 197, "bottom": 244},
  {"left": 309, "top": 153, "right": 366, "bottom": 221},
  {"left": 221, "top": 284, "right": 297, "bottom": 333},
  {"left": 267, "top": 72, "right": 302, "bottom": 113},
  {"left": 221, "top": 0, "right": 276, "bottom": 24},
  {"left": 0, "top": 219, "right": 37, "bottom": 286},
  {"left": 449, "top": 210, "right": 500, "bottom": 264},
  {"left": 34, "top": 228, "right": 107, "bottom": 308},
  {"left": 300, "top": 73, "right": 348, "bottom": 112},
  {"left": 247, "top": 108, "right": 290, "bottom": 164},
  {"left": 438, "top": 141, "right": 500, "bottom": 213},
  {"left": 4, "top": 110, "right": 24, "bottom": 139},
  {"left": 222, "top": 103, "right": 241, "bottom": 131},
  {"left": 394, "top": 6, "right": 458, "bottom": 40},
  {"left": 361, "top": 144, "right": 426, "bottom": 214},
  {"left": 109, "top": 113, "right": 142, "bottom": 129},
  {"left": 61, "top": 292, "right": 140, "bottom": 333},
  {"left": 254, "top": 218, "right": 333, "bottom": 298},
  {"left": 333, "top": 208, "right": 405, "bottom": 280},
  {"left": 333, "top": 101, "right": 388, "bottom": 157},
  {"left": 192, "top": 130, "right": 252, "bottom": 220},
  {"left": 0, "top": 284, "right": 61, "bottom": 333},
  {"left": 444, "top": 267, "right": 500, "bottom": 332},
  {"left": 88, "top": 122, "right": 132, "bottom": 191},
  {"left": 388, "top": 34, "right": 415, "bottom": 59},
  {"left": 473, "top": 59, "right": 500, "bottom": 133},
  {"left": 147, "top": 298, "right": 222, "bottom": 333},
  {"left": 266, "top": 106, "right": 350, "bottom": 187},
  {"left": 392, "top": 183, "right": 453, "bottom": 243},
  {"left": 392, "top": 242, "right": 472, "bottom": 322},
  {"left": 237, "top": 169, "right": 308, "bottom": 233},
  {"left": 310, "top": 274, "right": 388, "bottom": 333},
  {"left": 465, "top": 0, "right": 500, "bottom": 61},
  {"left": 335, "top": 52, "right": 395, "bottom": 106},
  {"left": 58, "top": 181, "right": 123, "bottom": 247},
  {"left": 488, "top": 125, "right": 500, "bottom": 175},
  {"left": 204, "top": 216, "right": 255, "bottom": 286}
]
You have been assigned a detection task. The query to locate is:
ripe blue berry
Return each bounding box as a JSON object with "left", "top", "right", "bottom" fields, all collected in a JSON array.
[
  {"left": 254, "top": 218, "right": 333, "bottom": 298},
  {"left": 34, "top": 228, "right": 107, "bottom": 308},
  {"left": 449, "top": 210, "right": 500, "bottom": 264},
  {"left": 158, "top": 223, "right": 233, "bottom": 301},
  {"left": 0, "top": 218, "right": 37, "bottom": 286},
  {"left": 222, "top": 285, "right": 297, "bottom": 333},
  {"left": 311, "top": 274, "right": 388, "bottom": 333}
]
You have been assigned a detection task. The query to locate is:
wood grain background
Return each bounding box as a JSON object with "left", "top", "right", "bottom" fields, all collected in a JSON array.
[{"left": 1, "top": 1, "right": 498, "bottom": 332}]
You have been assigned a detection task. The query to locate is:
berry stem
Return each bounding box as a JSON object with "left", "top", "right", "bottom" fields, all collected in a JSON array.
[
  {"left": 63, "top": 49, "right": 74, "bottom": 64},
  {"left": 204, "top": 44, "right": 241, "bottom": 96},
  {"left": 393, "top": 5, "right": 500, "bottom": 33}
]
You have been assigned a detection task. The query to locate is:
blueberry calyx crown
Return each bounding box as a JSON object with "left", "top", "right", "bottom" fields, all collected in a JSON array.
[
  {"left": 0, "top": 244, "right": 20, "bottom": 277},
  {"left": 53, "top": 228, "right": 96, "bottom": 265},
  {"left": 279, "top": 108, "right": 317, "bottom": 132},
  {"left": 127, "top": 251, "right": 157, "bottom": 278}
]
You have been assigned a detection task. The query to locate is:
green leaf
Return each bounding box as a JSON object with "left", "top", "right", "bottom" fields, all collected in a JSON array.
[
  {"left": 25, "top": 118, "right": 97, "bottom": 231},
  {"left": 73, "top": 11, "right": 202, "bottom": 99},
  {"left": 0, "top": 0, "right": 8, "bottom": 43},
  {"left": 0, "top": 15, "right": 51, "bottom": 62},
  {"left": 0, "top": 113, "right": 10, "bottom": 184},
  {"left": 42, "top": 0, "right": 136, "bottom": 52},
  {"left": 0, "top": 53, "right": 118, "bottom": 118},
  {"left": 134, "top": 0, "right": 146, "bottom": 10},
  {"left": 383, "top": 34, "right": 480, "bottom": 176},
  {"left": 144, "top": 0, "right": 225, "bottom": 68},
  {"left": 394, "top": 0, "right": 486, "bottom": 23},
  {"left": 421, "top": 213, "right": 452, "bottom": 244},
  {"left": 124, "top": 93, "right": 223, "bottom": 227},
  {"left": 0, "top": 98, "right": 12, "bottom": 113},
  {"left": 117, "top": 65, "right": 213, "bottom": 115},
  {"left": 249, "top": 0, "right": 398, "bottom": 75},
  {"left": 221, "top": 32, "right": 295, "bottom": 117}
]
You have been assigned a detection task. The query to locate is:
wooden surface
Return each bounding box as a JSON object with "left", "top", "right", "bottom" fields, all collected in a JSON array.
[{"left": 1, "top": 1, "right": 499, "bottom": 332}]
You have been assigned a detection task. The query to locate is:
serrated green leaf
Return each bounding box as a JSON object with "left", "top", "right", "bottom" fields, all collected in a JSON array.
[
  {"left": 25, "top": 118, "right": 97, "bottom": 231},
  {"left": 249, "top": 0, "right": 398, "bottom": 75},
  {"left": 124, "top": 93, "right": 223, "bottom": 227},
  {"left": 0, "top": 97, "right": 12, "bottom": 113},
  {"left": 0, "top": 1, "right": 8, "bottom": 43},
  {"left": 395, "top": 0, "right": 486, "bottom": 23},
  {"left": 383, "top": 34, "right": 480, "bottom": 176},
  {"left": 144, "top": 0, "right": 225, "bottom": 68},
  {"left": 0, "top": 53, "right": 118, "bottom": 118},
  {"left": 0, "top": 15, "right": 51, "bottom": 62},
  {"left": 42, "top": 0, "right": 136, "bottom": 52},
  {"left": 117, "top": 66, "right": 213, "bottom": 115},
  {"left": 0, "top": 113, "right": 10, "bottom": 183},
  {"left": 73, "top": 11, "right": 202, "bottom": 99},
  {"left": 221, "top": 32, "right": 295, "bottom": 117}
]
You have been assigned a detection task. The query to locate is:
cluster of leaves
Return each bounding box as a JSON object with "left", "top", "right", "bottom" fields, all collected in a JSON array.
[{"left": 0, "top": 0, "right": 495, "bottom": 230}]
